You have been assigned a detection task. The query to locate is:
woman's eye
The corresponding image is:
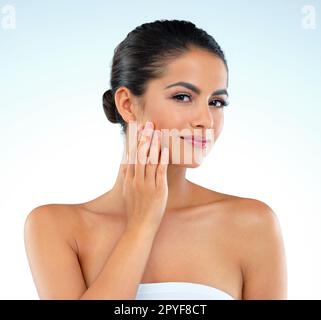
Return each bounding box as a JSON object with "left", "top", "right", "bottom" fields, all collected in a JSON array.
[
  {"left": 172, "top": 94, "right": 228, "bottom": 108},
  {"left": 210, "top": 99, "right": 228, "bottom": 108},
  {"left": 172, "top": 93, "right": 191, "bottom": 102}
]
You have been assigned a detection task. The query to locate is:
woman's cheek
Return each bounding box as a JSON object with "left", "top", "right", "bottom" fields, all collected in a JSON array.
[{"left": 214, "top": 115, "right": 224, "bottom": 142}]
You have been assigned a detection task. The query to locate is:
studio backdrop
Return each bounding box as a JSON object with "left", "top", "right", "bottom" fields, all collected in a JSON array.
[{"left": 0, "top": 0, "right": 320, "bottom": 299}]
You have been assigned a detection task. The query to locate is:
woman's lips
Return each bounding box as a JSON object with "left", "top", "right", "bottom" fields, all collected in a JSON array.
[{"left": 180, "top": 136, "right": 209, "bottom": 148}]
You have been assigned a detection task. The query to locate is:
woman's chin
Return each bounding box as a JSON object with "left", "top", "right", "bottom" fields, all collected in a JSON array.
[{"left": 167, "top": 144, "right": 211, "bottom": 167}]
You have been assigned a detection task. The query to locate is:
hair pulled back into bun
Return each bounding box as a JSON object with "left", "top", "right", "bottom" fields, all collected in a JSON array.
[{"left": 102, "top": 89, "right": 123, "bottom": 125}]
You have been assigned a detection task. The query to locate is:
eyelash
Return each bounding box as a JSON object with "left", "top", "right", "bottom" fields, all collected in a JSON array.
[{"left": 172, "top": 93, "right": 229, "bottom": 108}]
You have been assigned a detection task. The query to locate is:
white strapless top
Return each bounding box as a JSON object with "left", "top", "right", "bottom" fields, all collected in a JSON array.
[{"left": 135, "top": 282, "right": 234, "bottom": 300}]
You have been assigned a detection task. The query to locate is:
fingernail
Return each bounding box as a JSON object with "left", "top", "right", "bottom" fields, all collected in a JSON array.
[
  {"left": 146, "top": 121, "right": 153, "bottom": 128},
  {"left": 142, "top": 127, "right": 152, "bottom": 136}
]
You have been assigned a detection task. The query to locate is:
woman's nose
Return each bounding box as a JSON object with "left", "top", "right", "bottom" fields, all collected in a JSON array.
[{"left": 190, "top": 105, "right": 214, "bottom": 129}]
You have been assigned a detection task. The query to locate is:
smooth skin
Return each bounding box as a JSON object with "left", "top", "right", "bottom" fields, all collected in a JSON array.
[{"left": 24, "top": 47, "right": 287, "bottom": 300}]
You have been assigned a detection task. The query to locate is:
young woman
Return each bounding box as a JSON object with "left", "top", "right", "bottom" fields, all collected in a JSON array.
[{"left": 24, "top": 19, "right": 287, "bottom": 300}]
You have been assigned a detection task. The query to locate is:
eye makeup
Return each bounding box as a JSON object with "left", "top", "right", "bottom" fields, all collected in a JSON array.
[{"left": 171, "top": 93, "right": 229, "bottom": 108}]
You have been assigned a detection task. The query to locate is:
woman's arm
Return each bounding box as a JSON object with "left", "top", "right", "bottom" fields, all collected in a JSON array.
[
  {"left": 24, "top": 205, "right": 159, "bottom": 300},
  {"left": 24, "top": 122, "right": 169, "bottom": 299},
  {"left": 240, "top": 201, "right": 288, "bottom": 299}
]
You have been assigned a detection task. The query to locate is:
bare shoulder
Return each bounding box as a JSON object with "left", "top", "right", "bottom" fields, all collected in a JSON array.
[
  {"left": 191, "top": 183, "right": 279, "bottom": 229},
  {"left": 232, "top": 197, "right": 281, "bottom": 240},
  {"left": 24, "top": 203, "right": 90, "bottom": 299},
  {"left": 24, "top": 202, "right": 118, "bottom": 251},
  {"left": 25, "top": 203, "right": 79, "bottom": 225},
  {"left": 24, "top": 203, "right": 80, "bottom": 253},
  {"left": 223, "top": 194, "right": 279, "bottom": 226},
  {"left": 193, "top": 184, "right": 283, "bottom": 244},
  {"left": 225, "top": 194, "right": 284, "bottom": 247},
  {"left": 214, "top": 193, "right": 283, "bottom": 250},
  {"left": 216, "top": 194, "right": 287, "bottom": 299}
]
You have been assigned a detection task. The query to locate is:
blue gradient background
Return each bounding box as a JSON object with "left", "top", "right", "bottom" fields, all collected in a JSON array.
[{"left": 0, "top": 0, "right": 320, "bottom": 299}]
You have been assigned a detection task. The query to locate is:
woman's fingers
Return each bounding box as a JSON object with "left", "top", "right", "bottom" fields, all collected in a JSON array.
[
  {"left": 122, "top": 120, "right": 169, "bottom": 229},
  {"left": 124, "top": 143, "right": 133, "bottom": 185},
  {"left": 124, "top": 122, "right": 143, "bottom": 182},
  {"left": 156, "top": 145, "right": 169, "bottom": 190},
  {"left": 127, "top": 121, "right": 169, "bottom": 191},
  {"left": 135, "top": 122, "right": 154, "bottom": 182},
  {"left": 145, "top": 130, "right": 161, "bottom": 185}
]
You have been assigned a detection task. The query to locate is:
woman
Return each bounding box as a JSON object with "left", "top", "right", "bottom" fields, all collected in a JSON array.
[{"left": 24, "top": 19, "right": 287, "bottom": 300}]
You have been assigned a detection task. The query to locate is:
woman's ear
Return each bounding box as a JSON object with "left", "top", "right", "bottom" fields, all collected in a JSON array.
[{"left": 114, "top": 86, "right": 138, "bottom": 123}]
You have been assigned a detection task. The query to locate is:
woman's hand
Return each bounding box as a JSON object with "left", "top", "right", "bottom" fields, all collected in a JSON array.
[{"left": 122, "top": 121, "right": 169, "bottom": 232}]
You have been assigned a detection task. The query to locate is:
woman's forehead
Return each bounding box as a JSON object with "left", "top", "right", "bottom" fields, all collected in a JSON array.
[{"left": 159, "top": 50, "right": 227, "bottom": 84}]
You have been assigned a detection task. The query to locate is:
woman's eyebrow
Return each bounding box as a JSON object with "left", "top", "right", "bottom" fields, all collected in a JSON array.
[{"left": 164, "top": 81, "right": 228, "bottom": 97}]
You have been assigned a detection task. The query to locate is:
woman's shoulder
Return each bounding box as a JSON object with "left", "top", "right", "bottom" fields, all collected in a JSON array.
[
  {"left": 193, "top": 182, "right": 275, "bottom": 217},
  {"left": 25, "top": 203, "right": 80, "bottom": 223},
  {"left": 24, "top": 203, "right": 83, "bottom": 253},
  {"left": 25, "top": 201, "right": 119, "bottom": 238},
  {"left": 210, "top": 191, "right": 282, "bottom": 255},
  {"left": 193, "top": 183, "right": 279, "bottom": 234},
  {"left": 210, "top": 190, "right": 278, "bottom": 227},
  {"left": 215, "top": 194, "right": 286, "bottom": 299},
  {"left": 225, "top": 194, "right": 277, "bottom": 227},
  {"left": 217, "top": 191, "right": 274, "bottom": 213}
]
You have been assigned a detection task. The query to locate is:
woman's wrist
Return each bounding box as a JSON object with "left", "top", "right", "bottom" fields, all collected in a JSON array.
[{"left": 124, "top": 220, "right": 160, "bottom": 239}]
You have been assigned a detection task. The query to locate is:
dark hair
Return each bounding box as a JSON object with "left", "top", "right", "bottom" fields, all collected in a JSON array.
[{"left": 102, "top": 19, "right": 228, "bottom": 135}]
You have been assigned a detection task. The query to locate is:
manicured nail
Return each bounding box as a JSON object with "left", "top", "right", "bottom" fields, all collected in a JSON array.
[{"left": 145, "top": 121, "right": 153, "bottom": 128}]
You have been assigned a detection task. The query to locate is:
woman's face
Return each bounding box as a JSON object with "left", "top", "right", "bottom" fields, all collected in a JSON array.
[{"left": 136, "top": 47, "right": 228, "bottom": 167}]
